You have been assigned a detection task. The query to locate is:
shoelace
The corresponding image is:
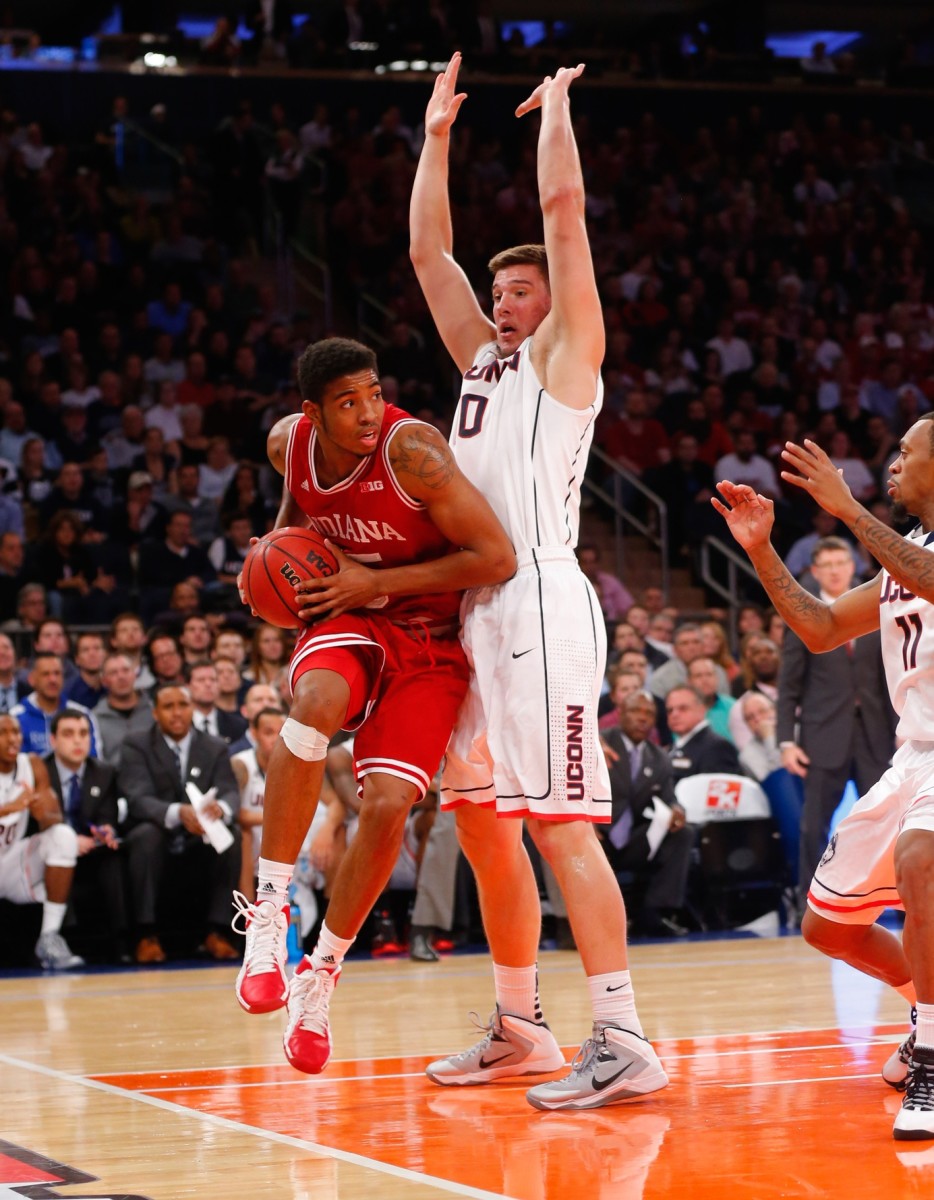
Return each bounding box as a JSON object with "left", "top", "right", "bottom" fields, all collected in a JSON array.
[
  {"left": 899, "top": 1030, "right": 917, "bottom": 1066},
  {"left": 290, "top": 968, "right": 334, "bottom": 1034},
  {"left": 566, "top": 1032, "right": 604, "bottom": 1080},
  {"left": 230, "top": 891, "right": 283, "bottom": 976},
  {"left": 451, "top": 1011, "right": 503, "bottom": 1064},
  {"left": 905, "top": 1058, "right": 934, "bottom": 1110}
]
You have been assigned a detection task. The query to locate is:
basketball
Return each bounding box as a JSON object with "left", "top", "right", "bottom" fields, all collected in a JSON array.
[{"left": 241, "top": 527, "right": 339, "bottom": 628}]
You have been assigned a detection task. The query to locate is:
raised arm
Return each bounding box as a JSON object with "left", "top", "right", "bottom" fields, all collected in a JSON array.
[
  {"left": 712, "top": 480, "right": 881, "bottom": 652},
  {"left": 781, "top": 437, "right": 934, "bottom": 605},
  {"left": 409, "top": 52, "right": 494, "bottom": 374},
  {"left": 517, "top": 65, "right": 604, "bottom": 408},
  {"left": 295, "top": 422, "right": 516, "bottom": 620}
]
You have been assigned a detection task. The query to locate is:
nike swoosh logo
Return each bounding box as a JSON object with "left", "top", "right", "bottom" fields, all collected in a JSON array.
[
  {"left": 512, "top": 648, "right": 536, "bottom": 659},
  {"left": 605, "top": 984, "right": 625, "bottom": 992},
  {"left": 593, "top": 1059, "right": 636, "bottom": 1091},
  {"left": 478, "top": 1052, "right": 515, "bottom": 1069}
]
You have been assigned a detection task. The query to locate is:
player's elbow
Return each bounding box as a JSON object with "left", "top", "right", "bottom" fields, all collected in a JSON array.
[
  {"left": 483, "top": 542, "right": 517, "bottom": 585},
  {"left": 540, "top": 182, "right": 585, "bottom": 217}
]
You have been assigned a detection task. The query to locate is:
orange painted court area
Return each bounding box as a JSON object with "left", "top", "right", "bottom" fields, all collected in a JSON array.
[{"left": 93, "top": 1023, "right": 930, "bottom": 1199}]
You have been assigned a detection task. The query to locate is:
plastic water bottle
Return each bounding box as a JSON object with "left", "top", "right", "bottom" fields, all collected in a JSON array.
[{"left": 286, "top": 883, "right": 303, "bottom": 963}]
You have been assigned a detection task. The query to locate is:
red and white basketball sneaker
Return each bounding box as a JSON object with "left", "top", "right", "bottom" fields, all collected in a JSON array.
[
  {"left": 284, "top": 959, "right": 340, "bottom": 1074},
  {"left": 232, "top": 892, "right": 290, "bottom": 1014}
]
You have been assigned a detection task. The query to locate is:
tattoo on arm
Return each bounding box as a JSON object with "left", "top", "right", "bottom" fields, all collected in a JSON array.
[
  {"left": 391, "top": 428, "right": 455, "bottom": 490},
  {"left": 761, "top": 566, "right": 829, "bottom": 625},
  {"left": 851, "top": 515, "right": 934, "bottom": 594}
]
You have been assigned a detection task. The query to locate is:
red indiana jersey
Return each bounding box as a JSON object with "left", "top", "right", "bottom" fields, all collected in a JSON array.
[{"left": 284, "top": 403, "right": 462, "bottom": 626}]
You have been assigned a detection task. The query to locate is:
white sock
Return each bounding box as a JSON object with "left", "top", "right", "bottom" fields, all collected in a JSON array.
[
  {"left": 916, "top": 1001, "right": 934, "bottom": 1050},
  {"left": 588, "top": 970, "right": 644, "bottom": 1036},
  {"left": 257, "top": 857, "right": 293, "bottom": 907},
  {"left": 309, "top": 921, "right": 355, "bottom": 973},
  {"left": 41, "top": 901, "right": 67, "bottom": 936},
  {"left": 493, "top": 963, "right": 542, "bottom": 1023}
]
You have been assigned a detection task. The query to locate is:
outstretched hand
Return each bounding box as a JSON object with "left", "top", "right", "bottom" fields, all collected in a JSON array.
[
  {"left": 711, "top": 481, "right": 776, "bottom": 551},
  {"left": 425, "top": 51, "right": 467, "bottom": 135},
  {"left": 515, "top": 63, "right": 585, "bottom": 117},
  {"left": 780, "top": 439, "right": 855, "bottom": 518}
]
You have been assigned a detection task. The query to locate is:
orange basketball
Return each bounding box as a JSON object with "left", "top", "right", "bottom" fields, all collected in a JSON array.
[{"left": 241, "top": 527, "right": 339, "bottom": 628}]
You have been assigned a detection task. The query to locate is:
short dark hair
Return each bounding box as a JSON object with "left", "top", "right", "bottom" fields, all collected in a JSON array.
[
  {"left": 251, "top": 705, "right": 285, "bottom": 729},
  {"left": 51, "top": 708, "right": 90, "bottom": 736},
  {"left": 296, "top": 337, "right": 378, "bottom": 405},
  {"left": 183, "top": 658, "right": 215, "bottom": 682},
  {"left": 488, "top": 244, "right": 550, "bottom": 287}
]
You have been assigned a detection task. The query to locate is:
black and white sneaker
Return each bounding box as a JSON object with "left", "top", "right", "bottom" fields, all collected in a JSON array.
[
  {"left": 894, "top": 1046, "right": 934, "bottom": 1140},
  {"left": 883, "top": 1007, "right": 917, "bottom": 1091}
]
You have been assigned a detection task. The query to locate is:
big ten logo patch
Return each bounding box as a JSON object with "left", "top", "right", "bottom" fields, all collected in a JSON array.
[{"left": 704, "top": 777, "right": 742, "bottom": 819}]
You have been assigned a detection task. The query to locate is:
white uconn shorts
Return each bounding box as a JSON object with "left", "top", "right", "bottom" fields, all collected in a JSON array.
[
  {"left": 0, "top": 824, "right": 78, "bottom": 904},
  {"left": 441, "top": 547, "right": 612, "bottom": 822},
  {"left": 808, "top": 738, "right": 934, "bottom": 924}
]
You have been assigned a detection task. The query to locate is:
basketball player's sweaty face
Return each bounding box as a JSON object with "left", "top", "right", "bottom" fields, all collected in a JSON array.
[
  {"left": 0, "top": 714, "right": 21, "bottom": 771},
  {"left": 888, "top": 419, "right": 934, "bottom": 521},
  {"left": 491, "top": 265, "right": 551, "bottom": 357},
  {"left": 312, "top": 369, "right": 384, "bottom": 460}
]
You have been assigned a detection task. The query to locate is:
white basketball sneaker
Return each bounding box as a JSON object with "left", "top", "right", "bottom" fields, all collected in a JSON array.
[
  {"left": 894, "top": 1047, "right": 934, "bottom": 1140},
  {"left": 426, "top": 1005, "right": 566, "bottom": 1086},
  {"left": 525, "top": 1022, "right": 669, "bottom": 1111},
  {"left": 232, "top": 892, "right": 289, "bottom": 1014},
  {"left": 883, "top": 1008, "right": 917, "bottom": 1091}
]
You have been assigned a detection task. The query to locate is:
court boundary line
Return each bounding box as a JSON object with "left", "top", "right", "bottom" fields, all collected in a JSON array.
[
  {"left": 88, "top": 1024, "right": 903, "bottom": 1083},
  {"left": 0, "top": 1053, "right": 516, "bottom": 1200}
]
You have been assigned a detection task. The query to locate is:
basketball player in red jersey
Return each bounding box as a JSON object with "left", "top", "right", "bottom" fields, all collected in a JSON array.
[
  {"left": 408, "top": 56, "right": 668, "bottom": 1111},
  {"left": 233, "top": 337, "right": 515, "bottom": 1074}
]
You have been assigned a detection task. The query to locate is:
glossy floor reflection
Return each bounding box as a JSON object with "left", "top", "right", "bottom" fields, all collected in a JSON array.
[
  {"left": 1, "top": 936, "right": 927, "bottom": 1199},
  {"left": 92, "top": 1023, "right": 923, "bottom": 1200}
]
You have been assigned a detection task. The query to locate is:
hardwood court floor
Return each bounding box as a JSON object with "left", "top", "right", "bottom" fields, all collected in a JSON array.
[{"left": 0, "top": 934, "right": 928, "bottom": 1199}]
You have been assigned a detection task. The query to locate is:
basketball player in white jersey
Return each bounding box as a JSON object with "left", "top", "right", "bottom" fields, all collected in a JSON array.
[
  {"left": 0, "top": 712, "right": 84, "bottom": 970},
  {"left": 409, "top": 54, "right": 668, "bottom": 1110},
  {"left": 714, "top": 417, "right": 934, "bottom": 1140}
]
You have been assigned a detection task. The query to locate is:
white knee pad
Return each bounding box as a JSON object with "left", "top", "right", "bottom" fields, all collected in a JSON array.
[
  {"left": 41, "top": 822, "right": 79, "bottom": 868},
  {"left": 280, "top": 718, "right": 330, "bottom": 762}
]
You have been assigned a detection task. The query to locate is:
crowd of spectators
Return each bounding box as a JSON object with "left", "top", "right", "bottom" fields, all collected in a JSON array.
[{"left": 0, "top": 69, "right": 929, "bottom": 965}]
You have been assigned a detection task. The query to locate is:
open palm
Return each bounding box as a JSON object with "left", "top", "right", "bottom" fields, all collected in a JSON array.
[{"left": 425, "top": 51, "right": 467, "bottom": 136}]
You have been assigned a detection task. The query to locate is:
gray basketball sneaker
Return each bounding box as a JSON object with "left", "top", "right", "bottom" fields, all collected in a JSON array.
[
  {"left": 35, "top": 931, "right": 84, "bottom": 971},
  {"left": 426, "top": 1005, "right": 566, "bottom": 1085},
  {"left": 526, "top": 1022, "right": 669, "bottom": 1111}
]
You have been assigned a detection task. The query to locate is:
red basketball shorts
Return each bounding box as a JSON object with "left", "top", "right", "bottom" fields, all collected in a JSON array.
[{"left": 290, "top": 613, "right": 469, "bottom": 801}]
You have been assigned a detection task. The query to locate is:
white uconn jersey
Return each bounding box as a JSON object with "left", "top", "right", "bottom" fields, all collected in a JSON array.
[
  {"left": 233, "top": 747, "right": 265, "bottom": 867},
  {"left": 451, "top": 337, "right": 601, "bottom": 555},
  {"left": 878, "top": 526, "right": 934, "bottom": 741},
  {"left": 0, "top": 753, "right": 35, "bottom": 857}
]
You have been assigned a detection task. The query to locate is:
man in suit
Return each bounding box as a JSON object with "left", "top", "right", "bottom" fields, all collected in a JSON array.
[
  {"left": 46, "top": 709, "right": 160, "bottom": 963},
  {"left": 776, "top": 536, "right": 896, "bottom": 893},
  {"left": 185, "top": 660, "right": 248, "bottom": 745},
  {"left": 601, "top": 691, "right": 693, "bottom": 937},
  {"left": 664, "top": 685, "right": 742, "bottom": 782},
  {"left": 120, "top": 683, "right": 241, "bottom": 963}
]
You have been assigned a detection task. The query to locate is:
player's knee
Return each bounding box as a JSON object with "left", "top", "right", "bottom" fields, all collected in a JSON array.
[
  {"left": 800, "top": 908, "right": 852, "bottom": 957},
  {"left": 279, "top": 717, "right": 330, "bottom": 762},
  {"left": 358, "top": 777, "right": 417, "bottom": 830},
  {"left": 527, "top": 816, "right": 593, "bottom": 865},
  {"left": 894, "top": 831, "right": 934, "bottom": 905},
  {"left": 43, "top": 822, "right": 78, "bottom": 868}
]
